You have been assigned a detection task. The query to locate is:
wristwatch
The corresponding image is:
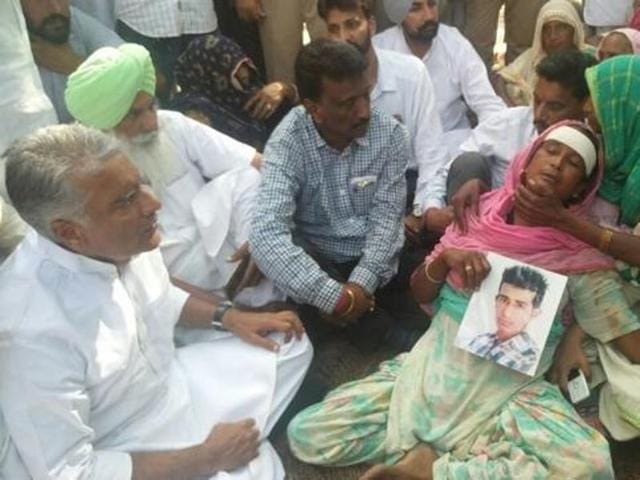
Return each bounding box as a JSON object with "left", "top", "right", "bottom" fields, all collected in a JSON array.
[{"left": 211, "top": 300, "right": 233, "bottom": 331}]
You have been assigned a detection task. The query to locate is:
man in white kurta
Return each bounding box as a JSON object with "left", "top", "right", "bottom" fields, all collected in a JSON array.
[
  {"left": 65, "top": 44, "right": 274, "bottom": 303},
  {"left": 0, "top": 124, "right": 311, "bottom": 479},
  {"left": 317, "top": 0, "right": 449, "bottom": 239},
  {"left": 373, "top": 0, "right": 506, "bottom": 161}
]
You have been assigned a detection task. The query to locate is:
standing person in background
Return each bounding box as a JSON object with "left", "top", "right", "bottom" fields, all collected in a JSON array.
[
  {"left": 234, "top": 0, "right": 327, "bottom": 83},
  {"left": 463, "top": 0, "right": 547, "bottom": 69},
  {"left": 374, "top": 0, "right": 506, "bottom": 160},
  {"left": 584, "top": 0, "right": 635, "bottom": 35},
  {"left": 115, "top": 0, "right": 218, "bottom": 104}
]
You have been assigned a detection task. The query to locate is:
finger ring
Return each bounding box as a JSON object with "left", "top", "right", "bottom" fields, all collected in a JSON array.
[
  {"left": 464, "top": 265, "right": 473, "bottom": 272},
  {"left": 369, "top": 306, "right": 375, "bottom": 312}
]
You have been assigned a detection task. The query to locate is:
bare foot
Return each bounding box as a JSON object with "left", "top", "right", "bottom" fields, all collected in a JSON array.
[{"left": 359, "top": 444, "right": 437, "bottom": 480}]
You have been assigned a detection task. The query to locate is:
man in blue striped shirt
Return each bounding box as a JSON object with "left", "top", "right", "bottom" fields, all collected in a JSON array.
[{"left": 250, "top": 39, "right": 420, "bottom": 350}]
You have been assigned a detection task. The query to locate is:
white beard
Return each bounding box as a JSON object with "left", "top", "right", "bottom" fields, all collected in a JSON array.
[{"left": 117, "top": 127, "right": 187, "bottom": 194}]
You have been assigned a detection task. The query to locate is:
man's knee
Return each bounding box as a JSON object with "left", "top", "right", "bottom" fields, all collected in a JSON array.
[{"left": 446, "top": 152, "right": 492, "bottom": 200}]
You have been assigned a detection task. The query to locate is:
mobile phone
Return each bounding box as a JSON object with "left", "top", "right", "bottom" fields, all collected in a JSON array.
[{"left": 567, "top": 368, "right": 590, "bottom": 404}]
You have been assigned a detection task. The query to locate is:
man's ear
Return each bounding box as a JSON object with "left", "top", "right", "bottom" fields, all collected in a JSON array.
[
  {"left": 368, "top": 16, "right": 377, "bottom": 35},
  {"left": 302, "top": 98, "right": 322, "bottom": 124},
  {"left": 531, "top": 308, "right": 542, "bottom": 318},
  {"left": 50, "top": 219, "right": 87, "bottom": 252}
]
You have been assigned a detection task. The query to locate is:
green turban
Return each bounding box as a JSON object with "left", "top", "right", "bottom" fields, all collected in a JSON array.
[{"left": 65, "top": 43, "right": 156, "bottom": 130}]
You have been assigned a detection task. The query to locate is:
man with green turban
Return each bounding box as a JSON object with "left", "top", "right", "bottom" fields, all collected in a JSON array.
[{"left": 65, "top": 43, "right": 270, "bottom": 305}]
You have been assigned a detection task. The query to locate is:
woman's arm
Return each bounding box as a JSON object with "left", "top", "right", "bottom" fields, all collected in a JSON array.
[
  {"left": 516, "top": 180, "right": 640, "bottom": 266},
  {"left": 410, "top": 249, "right": 491, "bottom": 304}
]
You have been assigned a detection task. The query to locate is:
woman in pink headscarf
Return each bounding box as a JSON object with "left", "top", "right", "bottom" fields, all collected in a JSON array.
[
  {"left": 287, "top": 121, "right": 628, "bottom": 479},
  {"left": 597, "top": 28, "right": 640, "bottom": 60}
]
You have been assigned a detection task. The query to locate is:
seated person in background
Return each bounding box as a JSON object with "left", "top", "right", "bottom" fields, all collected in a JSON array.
[
  {"left": 497, "top": 0, "right": 593, "bottom": 107},
  {"left": 287, "top": 121, "right": 617, "bottom": 480},
  {"left": 64, "top": 44, "right": 275, "bottom": 306},
  {"left": 317, "top": 0, "right": 450, "bottom": 230},
  {"left": 426, "top": 50, "right": 596, "bottom": 234},
  {"left": 250, "top": 39, "right": 424, "bottom": 352},
  {"left": 467, "top": 265, "right": 547, "bottom": 373},
  {"left": 0, "top": 124, "right": 311, "bottom": 479},
  {"left": 373, "top": 0, "right": 506, "bottom": 156},
  {"left": 597, "top": 28, "right": 640, "bottom": 60},
  {"left": 21, "top": 0, "right": 123, "bottom": 122},
  {"left": 171, "top": 33, "right": 298, "bottom": 151}
]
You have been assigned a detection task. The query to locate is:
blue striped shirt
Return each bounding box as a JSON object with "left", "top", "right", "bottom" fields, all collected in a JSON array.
[{"left": 250, "top": 106, "right": 409, "bottom": 313}]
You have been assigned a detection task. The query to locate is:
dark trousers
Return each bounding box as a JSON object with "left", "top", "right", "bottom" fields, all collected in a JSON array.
[
  {"left": 446, "top": 151, "right": 493, "bottom": 201},
  {"left": 296, "top": 240, "right": 427, "bottom": 353}
]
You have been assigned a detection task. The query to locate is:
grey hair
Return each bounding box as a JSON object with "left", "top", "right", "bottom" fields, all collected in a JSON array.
[{"left": 3, "top": 124, "right": 121, "bottom": 240}]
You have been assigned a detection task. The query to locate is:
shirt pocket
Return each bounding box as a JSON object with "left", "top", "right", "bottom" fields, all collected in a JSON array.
[{"left": 349, "top": 175, "right": 377, "bottom": 215}]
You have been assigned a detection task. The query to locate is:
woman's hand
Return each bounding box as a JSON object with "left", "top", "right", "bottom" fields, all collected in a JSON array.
[
  {"left": 441, "top": 249, "right": 491, "bottom": 290},
  {"left": 244, "top": 82, "right": 293, "bottom": 120},
  {"left": 549, "top": 322, "right": 591, "bottom": 392},
  {"left": 515, "top": 176, "right": 569, "bottom": 229}
]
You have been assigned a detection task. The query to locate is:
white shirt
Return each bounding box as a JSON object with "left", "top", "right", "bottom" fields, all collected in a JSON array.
[
  {"left": 584, "top": 0, "right": 633, "bottom": 27},
  {"left": 37, "top": 7, "right": 123, "bottom": 123},
  {"left": 372, "top": 47, "right": 449, "bottom": 212},
  {"left": 373, "top": 24, "right": 506, "bottom": 155},
  {"left": 116, "top": 0, "right": 218, "bottom": 37},
  {"left": 139, "top": 110, "right": 257, "bottom": 292},
  {"left": 0, "top": 0, "right": 57, "bottom": 150},
  {"left": 0, "top": 231, "right": 306, "bottom": 479},
  {"left": 0, "top": 0, "right": 55, "bottom": 264},
  {"left": 424, "top": 106, "right": 536, "bottom": 207}
]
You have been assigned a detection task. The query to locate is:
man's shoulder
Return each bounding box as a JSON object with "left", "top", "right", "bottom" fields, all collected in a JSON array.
[
  {"left": 376, "top": 47, "right": 426, "bottom": 78},
  {"left": 372, "top": 26, "right": 404, "bottom": 49},
  {"left": 70, "top": 6, "right": 123, "bottom": 48},
  {"left": 265, "top": 106, "right": 311, "bottom": 151}
]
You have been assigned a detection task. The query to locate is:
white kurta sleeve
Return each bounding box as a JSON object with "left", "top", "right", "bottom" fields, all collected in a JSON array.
[
  {"left": 456, "top": 34, "right": 505, "bottom": 123},
  {"left": 412, "top": 65, "right": 451, "bottom": 213},
  {"left": 177, "top": 112, "right": 257, "bottom": 180},
  {"left": 0, "top": 337, "right": 133, "bottom": 480}
]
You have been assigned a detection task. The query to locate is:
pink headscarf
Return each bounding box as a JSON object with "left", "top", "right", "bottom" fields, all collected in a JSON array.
[
  {"left": 597, "top": 28, "right": 640, "bottom": 59},
  {"left": 428, "top": 121, "right": 615, "bottom": 289},
  {"left": 629, "top": 8, "right": 640, "bottom": 31}
]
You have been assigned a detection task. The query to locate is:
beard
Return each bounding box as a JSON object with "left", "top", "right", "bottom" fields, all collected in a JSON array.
[
  {"left": 28, "top": 14, "right": 71, "bottom": 44},
  {"left": 406, "top": 21, "right": 439, "bottom": 44},
  {"left": 117, "top": 127, "right": 187, "bottom": 194},
  {"left": 348, "top": 34, "right": 372, "bottom": 55}
]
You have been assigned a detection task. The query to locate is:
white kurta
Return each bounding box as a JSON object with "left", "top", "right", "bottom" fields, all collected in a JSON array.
[
  {"left": 0, "top": 231, "right": 311, "bottom": 479},
  {"left": 584, "top": 0, "right": 634, "bottom": 27},
  {"left": 372, "top": 47, "right": 449, "bottom": 213},
  {"left": 425, "top": 106, "right": 536, "bottom": 207},
  {"left": 0, "top": 0, "right": 56, "bottom": 261},
  {"left": 146, "top": 110, "right": 257, "bottom": 294},
  {"left": 373, "top": 24, "right": 506, "bottom": 157}
]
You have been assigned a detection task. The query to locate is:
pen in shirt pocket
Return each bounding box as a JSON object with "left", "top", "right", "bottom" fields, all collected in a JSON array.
[{"left": 350, "top": 175, "right": 377, "bottom": 191}]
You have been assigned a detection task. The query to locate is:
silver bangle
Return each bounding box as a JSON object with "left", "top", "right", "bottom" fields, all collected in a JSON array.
[{"left": 212, "top": 300, "right": 233, "bottom": 331}]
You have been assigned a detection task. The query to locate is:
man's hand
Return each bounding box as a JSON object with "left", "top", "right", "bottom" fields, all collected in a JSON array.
[
  {"left": 199, "top": 420, "right": 260, "bottom": 474},
  {"left": 235, "top": 0, "right": 266, "bottom": 23},
  {"left": 328, "top": 283, "right": 375, "bottom": 326},
  {"left": 244, "top": 82, "right": 289, "bottom": 120},
  {"left": 450, "top": 179, "right": 489, "bottom": 232},
  {"left": 223, "top": 308, "right": 304, "bottom": 351},
  {"left": 441, "top": 248, "right": 490, "bottom": 290},
  {"left": 549, "top": 323, "right": 592, "bottom": 392},
  {"left": 404, "top": 214, "right": 424, "bottom": 245},
  {"left": 424, "top": 206, "right": 454, "bottom": 233},
  {"left": 30, "top": 37, "right": 83, "bottom": 75},
  {"left": 515, "top": 175, "right": 568, "bottom": 229}
]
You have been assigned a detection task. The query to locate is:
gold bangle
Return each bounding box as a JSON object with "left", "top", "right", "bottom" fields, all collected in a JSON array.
[
  {"left": 424, "top": 261, "right": 445, "bottom": 284},
  {"left": 598, "top": 228, "right": 614, "bottom": 253},
  {"left": 343, "top": 288, "right": 356, "bottom": 317}
]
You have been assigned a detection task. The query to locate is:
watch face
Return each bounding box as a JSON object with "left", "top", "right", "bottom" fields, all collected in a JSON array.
[{"left": 412, "top": 205, "right": 422, "bottom": 217}]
